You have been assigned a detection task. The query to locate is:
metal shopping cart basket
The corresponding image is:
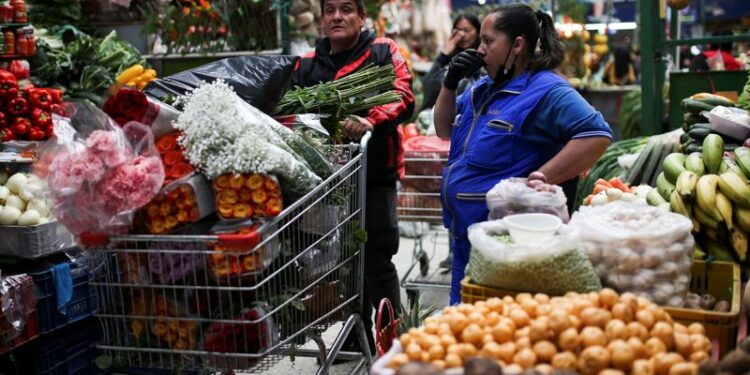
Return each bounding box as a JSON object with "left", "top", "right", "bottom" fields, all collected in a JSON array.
[
  {"left": 84, "top": 134, "right": 373, "bottom": 375},
  {"left": 396, "top": 148, "right": 451, "bottom": 306}
]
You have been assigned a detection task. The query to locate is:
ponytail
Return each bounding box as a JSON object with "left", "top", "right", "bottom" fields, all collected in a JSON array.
[
  {"left": 530, "top": 10, "right": 564, "bottom": 70},
  {"left": 489, "top": 5, "right": 565, "bottom": 71}
]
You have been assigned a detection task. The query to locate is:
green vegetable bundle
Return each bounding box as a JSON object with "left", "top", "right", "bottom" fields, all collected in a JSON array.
[{"left": 738, "top": 70, "right": 750, "bottom": 111}]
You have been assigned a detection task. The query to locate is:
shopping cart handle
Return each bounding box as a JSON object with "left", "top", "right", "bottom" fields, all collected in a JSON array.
[
  {"left": 217, "top": 233, "right": 261, "bottom": 250},
  {"left": 79, "top": 232, "right": 110, "bottom": 247}
]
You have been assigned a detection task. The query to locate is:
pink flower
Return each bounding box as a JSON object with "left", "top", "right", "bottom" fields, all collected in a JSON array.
[{"left": 86, "top": 130, "right": 131, "bottom": 167}]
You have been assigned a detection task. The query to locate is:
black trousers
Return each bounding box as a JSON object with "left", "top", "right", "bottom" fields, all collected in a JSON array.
[{"left": 356, "top": 183, "right": 401, "bottom": 350}]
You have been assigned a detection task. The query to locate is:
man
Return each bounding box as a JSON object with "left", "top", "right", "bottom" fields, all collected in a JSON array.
[{"left": 291, "top": 0, "right": 415, "bottom": 353}]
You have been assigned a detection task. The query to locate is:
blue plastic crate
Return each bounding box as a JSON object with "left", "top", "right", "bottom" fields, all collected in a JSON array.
[
  {"left": 30, "top": 265, "right": 98, "bottom": 334},
  {"left": 35, "top": 319, "right": 105, "bottom": 375}
]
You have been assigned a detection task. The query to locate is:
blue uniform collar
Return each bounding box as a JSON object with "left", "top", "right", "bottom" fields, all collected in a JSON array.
[{"left": 476, "top": 70, "right": 534, "bottom": 95}]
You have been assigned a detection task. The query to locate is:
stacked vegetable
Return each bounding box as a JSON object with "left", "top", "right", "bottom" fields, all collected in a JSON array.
[
  {"left": 388, "top": 289, "right": 711, "bottom": 373},
  {"left": 581, "top": 177, "right": 643, "bottom": 206},
  {"left": 679, "top": 93, "right": 739, "bottom": 154},
  {"left": 0, "top": 171, "right": 52, "bottom": 226},
  {"left": 624, "top": 129, "right": 683, "bottom": 187},
  {"left": 0, "top": 70, "right": 63, "bottom": 142},
  {"left": 656, "top": 133, "right": 750, "bottom": 265}
]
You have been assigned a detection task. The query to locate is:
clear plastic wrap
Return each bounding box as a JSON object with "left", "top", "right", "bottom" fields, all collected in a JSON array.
[
  {"left": 467, "top": 220, "right": 601, "bottom": 295},
  {"left": 0, "top": 273, "right": 36, "bottom": 339},
  {"left": 569, "top": 201, "right": 695, "bottom": 306},
  {"left": 0, "top": 221, "right": 75, "bottom": 259},
  {"left": 33, "top": 102, "right": 165, "bottom": 239},
  {"left": 486, "top": 177, "right": 570, "bottom": 222},
  {"left": 137, "top": 173, "right": 215, "bottom": 234},
  {"left": 207, "top": 219, "right": 281, "bottom": 283}
]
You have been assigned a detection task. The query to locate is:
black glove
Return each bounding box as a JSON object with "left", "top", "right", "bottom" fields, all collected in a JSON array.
[{"left": 442, "top": 49, "right": 485, "bottom": 91}]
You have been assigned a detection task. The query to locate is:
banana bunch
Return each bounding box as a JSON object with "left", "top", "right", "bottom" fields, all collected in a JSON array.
[
  {"left": 679, "top": 93, "right": 739, "bottom": 154},
  {"left": 663, "top": 133, "right": 750, "bottom": 264}
]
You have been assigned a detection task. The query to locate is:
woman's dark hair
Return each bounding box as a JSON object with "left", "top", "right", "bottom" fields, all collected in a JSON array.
[
  {"left": 613, "top": 45, "right": 633, "bottom": 79},
  {"left": 488, "top": 4, "right": 565, "bottom": 70},
  {"left": 452, "top": 14, "right": 482, "bottom": 51}
]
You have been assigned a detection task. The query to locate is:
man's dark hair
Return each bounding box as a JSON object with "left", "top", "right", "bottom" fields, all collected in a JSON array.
[{"left": 320, "top": 0, "right": 367, "bottom": 15}]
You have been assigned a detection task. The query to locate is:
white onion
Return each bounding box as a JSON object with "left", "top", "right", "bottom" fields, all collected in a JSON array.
[
  {"left": 17, "top": 209, "right": 40, "bottom": 226},
  {"left": 5, "top": 173, "right": 27, "bottom": 194},
  {"left": 4, "top": 195, "right": 25, "bottom": 211},
  {"left": 0, "top": 205, "right": 21, "bottom": 225}
]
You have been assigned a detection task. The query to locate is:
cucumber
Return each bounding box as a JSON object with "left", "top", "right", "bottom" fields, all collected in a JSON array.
[
  {"left": 681, "top": 98, "right": 716, "bottom": 115},
  {"left": 687, "top": 127, "right": 711, "bottom": 141},
  {"left": 685, "top": 144, "right": 702, "bottom": 154},
  {"left": 691, "top": 94, "right": 735, "bottom": 107},
  {"left": 684, "top": 113, "right": 708, "bottom": 125},
  {"left": 689, "top": 123, "right": 711, "bottom": 131},
  {"left": 679, "top": 132, "right": 691, "bottom": 144}
]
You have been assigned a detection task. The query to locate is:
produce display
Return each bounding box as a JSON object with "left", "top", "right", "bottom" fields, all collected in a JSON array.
[
  {"left": 624, "top": 130, "right": 682, "bottom": 187},
  {"left": 679, "top": 93, "right": 740, "bottom": 154},
  {"left": 581, "top": 177, "right": 645, "bottom": 207},
  {"left": 385, "top": 289, "right": 712, "bottom": 373},
  {"left": 212, "top": 173, "right": 283, "bottom": 220},
  {"left": 575, "top": 137, "right": 648, "bottom": 209},
  {"left": 661, "top": 133, "right": 750, "bottom": 266},
  {"left": 467, "top": 220, "right": 601, "bottom": 296},
  {"left": 683, "top": 293, "right": 730, "bottom": 313},
  {"left": 0, "top": 71, "right": 62, "bottom": 142},
  {"left": 0, "top": 171, "right": 51, "bottom": 225},
  {"left": 570, "top": 202, "right": 694, "bottom": 307}
]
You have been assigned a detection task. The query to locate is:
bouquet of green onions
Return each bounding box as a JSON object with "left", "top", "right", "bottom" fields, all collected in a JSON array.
[{"left": 276, "top": 64, "right": 402, "bottom": 141}]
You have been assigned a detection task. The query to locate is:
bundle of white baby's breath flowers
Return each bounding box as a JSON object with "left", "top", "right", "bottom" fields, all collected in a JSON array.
[{"left": 173, "top": 80, "right": 322, "bottom": 195}]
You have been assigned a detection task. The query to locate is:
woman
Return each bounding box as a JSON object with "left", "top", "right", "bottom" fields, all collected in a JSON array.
[
  {"left": 604, "top": 45, "right": 636, "bottom": 85},
  {"left": 433, "top": 4, "right": 613, "bottom": 304},
  {"left": 421, "top": 14, "right": 482, "bottom": 111}
]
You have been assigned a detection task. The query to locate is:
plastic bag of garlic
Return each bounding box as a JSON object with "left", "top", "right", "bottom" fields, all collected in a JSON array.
[{"left": 569, "top": 201, "right": 694, "bottom": 307}]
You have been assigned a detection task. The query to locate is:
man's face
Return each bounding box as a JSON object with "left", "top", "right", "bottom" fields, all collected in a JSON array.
[{"left": 322, "top": 0, "right": 365, "bottom": 46}]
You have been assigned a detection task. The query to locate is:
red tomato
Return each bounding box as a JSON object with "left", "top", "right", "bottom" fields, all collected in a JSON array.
[{"left": 403, "top": 123, "right": 419, "bottom": 141}]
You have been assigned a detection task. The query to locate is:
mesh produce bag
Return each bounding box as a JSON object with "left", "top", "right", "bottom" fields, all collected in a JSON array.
[
  {"left": 569, "top": 201, "right": 694, "bottom": 307},
  {"left": 467, "top": 220, "right": 601, "bottom": 295},
  {"left": 486, "top": 178, "right": 569, "bottom": 222}
]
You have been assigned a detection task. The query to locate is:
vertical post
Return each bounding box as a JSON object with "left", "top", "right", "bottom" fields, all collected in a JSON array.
[
  {"left": 639, "top": 0, "right": 665, "bottom": 135},
  {"left": 280, "top": 0, "right": 291, "bottom": 54},
  {"left": 670, "top": 7, "right": 680, "bottom": 70}
]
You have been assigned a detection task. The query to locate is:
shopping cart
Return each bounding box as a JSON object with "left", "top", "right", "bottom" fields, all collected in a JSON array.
[
  {"left": 85, "top": 134, "right": 373, "bottom": 375},
  {"left": 396, "top": 150, "right": 451, "bottom": 306}
]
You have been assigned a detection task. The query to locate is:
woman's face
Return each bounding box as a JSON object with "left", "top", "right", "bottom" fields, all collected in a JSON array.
[
  {"left": 477, "top": 14, "right": 521, "bottom": 79},
  {"left": 454, "top": 18, "right": 478, "bottom": 50}
]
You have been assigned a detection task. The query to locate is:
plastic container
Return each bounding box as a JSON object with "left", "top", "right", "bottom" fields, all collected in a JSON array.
[
  {"left": 35, "top": 319, "right": 105, "bottom": 375},
  {"left": 0, "top": 220, "right": 76, "bottom": 259},
  {"left": 0, "top": 274, "right": 39, "bottom": 355},
  {"left": 501, "top": 213, "right": 562, "bottom": 245},
  {"left": 461, "top": 275, "right": 525, "bottom": 304},
  {"left": 706, "top": 106, "right": 750, "bottom": 141},
  {"left": 662, "top": 260, "right": 740, "bottom": 358},
  {"left": 207, "top": 219, "right": 281, "bottom": 284},
  {"left": 212, "top": 173, "right": 283, "bottom": 220},
  {"left": 30, "top": 264, "right": 97, "bottom": 333}
]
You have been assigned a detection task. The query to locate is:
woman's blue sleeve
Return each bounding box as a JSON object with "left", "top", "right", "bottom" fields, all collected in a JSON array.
[{"left": 539, "top": 85, "right": 614, "bottom": 141}]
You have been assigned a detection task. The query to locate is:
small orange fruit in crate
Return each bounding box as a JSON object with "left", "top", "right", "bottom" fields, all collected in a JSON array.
[{"left": 212, "top": 173, "right": 283, "bottom": 220}]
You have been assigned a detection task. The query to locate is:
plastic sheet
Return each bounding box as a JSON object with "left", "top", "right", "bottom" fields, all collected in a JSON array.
[
  {"left": 0, "top": 221, "right": 75, "bottom": 259},
  {"left": 486, "top": 177, "right": 569, "bottom": 222},
  {"left": 144, "top": 55, "right": 299, "bottom": 115}
]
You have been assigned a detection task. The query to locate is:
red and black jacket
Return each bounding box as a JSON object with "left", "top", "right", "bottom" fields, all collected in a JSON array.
[{"left": 292, "top": 30, "right": 415, "bottom": 186}]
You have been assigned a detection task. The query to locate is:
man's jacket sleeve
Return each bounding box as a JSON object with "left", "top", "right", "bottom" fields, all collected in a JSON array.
[{"left": 366, "top": 41, "right": 415, "bottom": 127}]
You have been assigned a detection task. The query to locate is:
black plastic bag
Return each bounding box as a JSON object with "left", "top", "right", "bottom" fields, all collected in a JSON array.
[{"left": 144, "top": 55, "right": 300, "bottom": 114}]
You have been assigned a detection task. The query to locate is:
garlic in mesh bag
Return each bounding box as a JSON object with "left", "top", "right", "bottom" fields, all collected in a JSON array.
[
  {"left": 467, "top": 219, "right": 601, "bottom": 295},
  {"left": 569, "top": 201, "right": 694, "bottom": 307}
]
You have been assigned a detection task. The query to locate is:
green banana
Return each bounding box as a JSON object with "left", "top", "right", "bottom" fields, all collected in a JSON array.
[
  {"left": 702, "top": 134, "right": 724, "bottom": 174},
  {"left": 716, "top": 191, "right": 734, "bottom": 230},
  {"left": 718, "top": 157, "right": 748, "bottom": 182},
  {"left": 702, "top": 238, "right": 735, "bottom": 262},
  {"left": 647, "top": 187, "right": 667, "bottom": 206},
  {"left": 734, "top": 147, "right": 750, "bottom": 177},
  {"left": 730, "top": 229, "right": 748, "bottom": 261},
  {"left": 694, "top": 242, "right": 707, "bottom": 260},
  {"left": 670, "top": 190, "right": 692, "bottom": 217},
  {"left": 696, "top": 174, "right": 722, "bottom": 222},
  {"left": 736, "top": 206, "right": 750, "bottom": 233},
  {"left": 656, "top": 172, "right": 676, "bottom": 200},
  {"left": 694, "top": 205, "right": 720, "bottom": 230},
  {"left": 662, "top": 153, "right": 687, "bottom": 184},
  {"left": 718, "top": 172, "right": 750, "bottom": 208},
  {"left": 685, "top": 153, "right": 705, "bottom": 176},
  {"left": 675, "top": 171, "right": 698, "bottom": 199}
]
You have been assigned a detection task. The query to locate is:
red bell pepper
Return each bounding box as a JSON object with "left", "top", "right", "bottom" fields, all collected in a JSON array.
[
  {"left": 7, "top": 97, "right": 28, "bottom": 116},
  {"left": 30, "top": 108, "right": 51, "bottom": 127},
  {"left": 28, "top": 127, "right": 45, "bottom": 140},
  {"left": 47, "top": 88, "right": 63, "bottom": 104},
  {"left": 1, "top": 129, "right": 14, "bottom": 142},
  {"left": 28, "top": 88, "right": 53, "bottom": 110},
  {"left": 49, "top": 103, "right": 64, "bottom": 116},
  {"left": 11, "top": 117, "right": 29, "bottom": 136},
  {"left": 44, "top": 124, "right": 54, "bottom": 138},
  {"left": 0, "top": 111, "right": 7, "bottom": 129},
  {"left": 0, "top": 70, "right": 18, "bottom": 99},
  {"left": 21, "top": 82, "right": 34, "bottom": 98}
]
